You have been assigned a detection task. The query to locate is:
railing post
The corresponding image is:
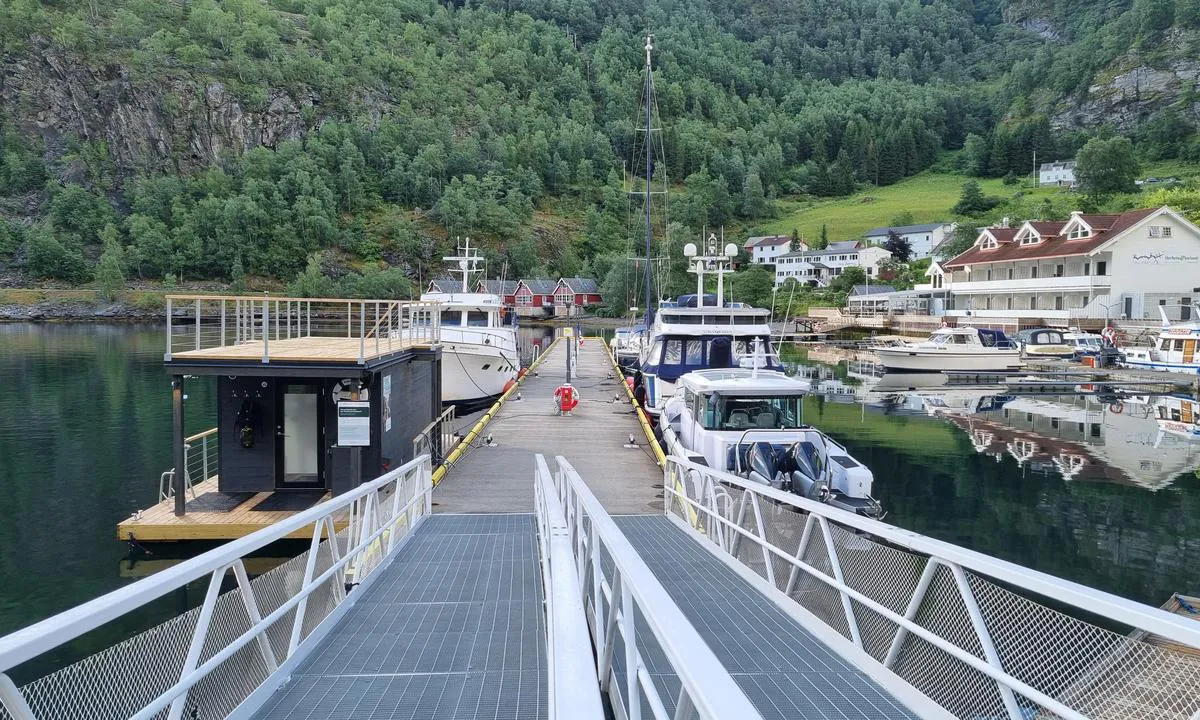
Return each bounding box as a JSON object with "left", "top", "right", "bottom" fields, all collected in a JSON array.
[
  {"left": 375, "top": 301, "right": 380, "bottom": 355},
  {"left": 306, "top": 301, "right": 311, "bottom": 337},
  {"left": 287, "top": 522, "right": 326, "bottom": 657},
  {"left": 949, "top": 563, "right": 1023, "bottom": 720},
  {"left": 622, "top": 580, "right": 640, "bottom": 720},
  {"left": 220, "top": 300, "right": 226, "bottom": 347},
  {"left": 230, "top": 560, "right": 279, "bottom": 675},
  {"left": 165, "top": 296, "right": 173, "bottom": 361},
  {"left": 884, "top": 558, "right": 940, "bottom": 669},
  {"left": 359, "top": 301, "right": 366, "bottom": 363},
  {"left": 201, "top": 434, "right": 210, "bottom": 484},
  {"left": 194, "top": 299, "right": 201, "bottom": 351},
  {"left": 347, "top": 301, "right": 352, "bottom": 337},
  {"left": 0, "top": 674, "right": 37, "bottom": 720},
  {"left": 262, "top": 295, "right": 270, "bottom": 363},
  {"left": 166, "top": 566, "right": 227, "bottom": 720}
]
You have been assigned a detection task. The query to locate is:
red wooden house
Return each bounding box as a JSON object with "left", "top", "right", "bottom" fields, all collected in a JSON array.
[
  {"left": 475, "top": 279, "right": 518, "bottom": 308},
  {"left": 514, "top": 278, "right": 559, "bottom": 317}
]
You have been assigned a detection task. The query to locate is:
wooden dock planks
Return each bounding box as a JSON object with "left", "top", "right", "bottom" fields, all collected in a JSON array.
[
  {"left": 117, "top": 478, "right": 345, "bottom": 542},
  {"left": 434, "top": 337, "right": 664, "bottom": 515},
  {"left": 169, "top": 335, "right": 430, "bottom": 363}
]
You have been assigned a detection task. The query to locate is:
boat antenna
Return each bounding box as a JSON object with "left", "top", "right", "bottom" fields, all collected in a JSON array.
[{"left": 642, "top": 34, "right": 655, "bottom": 325}]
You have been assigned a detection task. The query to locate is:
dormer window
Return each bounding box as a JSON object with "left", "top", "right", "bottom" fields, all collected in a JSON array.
[
  {"left": 980, "top": 236, "right": 997, "bottom": 249},
  {"left": 1067, "top": 226, "right": 1089, "bottom": 239},
  {"left": 1019, "top": 233, "right": 1040, "bottom": 245}
]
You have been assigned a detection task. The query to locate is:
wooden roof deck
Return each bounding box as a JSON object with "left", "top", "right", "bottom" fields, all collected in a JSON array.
[{"left": 168, "top": 336, "right": 431, "bottom": 365}]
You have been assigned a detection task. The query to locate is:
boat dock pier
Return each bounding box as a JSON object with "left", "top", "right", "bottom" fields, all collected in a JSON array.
[{"left": 7, "top": 341, "right": 1200, "bottom": 719}]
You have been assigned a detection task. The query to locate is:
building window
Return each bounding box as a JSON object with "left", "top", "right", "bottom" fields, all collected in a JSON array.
[
  {"left": 1006, "top": 297, "right": 1013, "bottom": 310},
  {"left": 1096, "top": 261, "right": 1106, "bottom": 276},
  {"left": 517, "top": 293, "right": 531, "bottom": 306},
  {"left": 1008, "top": 268, "right": 1014, "bottom": 280},
  {"left": 1083, "top": 262, "right": 1090, "bottom": 275},
  {"left": 1055, "top": 264, "right": 1064, "bottom": 277},
  {"left": 1149, "top": 225, "right": 1172, "bottom": 238},
  {"left": 1068, "top": 226, "right": 1090, "bottom": 240},
  {"left": 1031, "top": 266, "right": 1038, "bottom": 279},
  {"left": 1020, "top": 234, "right": 1039, "bottom": 245}
]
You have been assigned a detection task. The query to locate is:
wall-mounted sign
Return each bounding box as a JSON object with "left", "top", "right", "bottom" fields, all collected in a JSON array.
[
  {"left": 337, "top": 401, "right": 371, "bottom": 446},
  {"left": 1131, "top": 253, "right": 1200, "bottom": 264}
]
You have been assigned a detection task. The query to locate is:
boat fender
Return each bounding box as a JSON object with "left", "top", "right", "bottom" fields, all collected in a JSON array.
[{"left": 1109, "top": 402, "right": 1124, "bottom": 414}]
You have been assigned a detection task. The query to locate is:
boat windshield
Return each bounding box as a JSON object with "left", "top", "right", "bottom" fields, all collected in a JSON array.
[
  {"left": 930, "top": 332, "right": 968, "bottom": 345},
  {"left": 702, "top": 395, "right": 804, "bottom": 430}
]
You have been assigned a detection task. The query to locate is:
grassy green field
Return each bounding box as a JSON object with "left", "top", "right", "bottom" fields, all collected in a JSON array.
[{"left": 760, "top": 172, "right": 1064, "bottom": 244}]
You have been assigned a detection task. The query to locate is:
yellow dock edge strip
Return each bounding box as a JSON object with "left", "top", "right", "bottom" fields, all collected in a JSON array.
[
  {"left": 432, "top": 336, "right": 563, "bottom": 485},
  {"left": 593, "top": 336, "right": 666, "bottom": 467}
]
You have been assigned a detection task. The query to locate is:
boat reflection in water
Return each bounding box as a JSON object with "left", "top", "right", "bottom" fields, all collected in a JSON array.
[{"left": 867, "top": 384, "right": 1200, "bottom": 491}]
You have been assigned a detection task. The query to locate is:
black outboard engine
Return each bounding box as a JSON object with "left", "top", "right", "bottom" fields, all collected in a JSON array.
[
  {"left": 709, "top": 336, "right": 733, "bottom": 369},
  {"left": 745, "top": 442, "right": 779, "bottom": 488}
]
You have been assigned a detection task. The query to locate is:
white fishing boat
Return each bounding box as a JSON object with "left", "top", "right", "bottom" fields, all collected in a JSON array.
[
  {"left": 876, "top": 326, "right": 1022, "bottom": 372},
  {"left": 1015, "top": 328, "right": 1075, "bottom": 359},
  {"left": 610, "top": 323, "right": 645, "bottom": 372},
  {"left": 420, "top": 239, "right": 519, "bottom": 406},
  {"left": 1120, "top": 309, "right": 1200, "bottom": 375},
  {"left": 659, "top": 365, "right": 883, "bottom": 517},
  {"left": 638, "top": 237, "right": 779, "bottom": 414}
]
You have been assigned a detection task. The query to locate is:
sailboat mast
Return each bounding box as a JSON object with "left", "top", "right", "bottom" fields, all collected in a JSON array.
[{"left": 642, "top": 35, "right": 654, "bottom": 324}]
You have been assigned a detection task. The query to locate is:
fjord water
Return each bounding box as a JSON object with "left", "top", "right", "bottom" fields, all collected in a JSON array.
[{"left": 0, "top": 324, "right": 1196, "bottom": 673}]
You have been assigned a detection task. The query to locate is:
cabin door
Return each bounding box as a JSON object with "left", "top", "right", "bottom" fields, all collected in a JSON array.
[
  {"left": 1184, "top": 340, "right": 1196, "bottom": 365},
  {"left": 276, "top": 383, "right": 324, "bottom": 489}
]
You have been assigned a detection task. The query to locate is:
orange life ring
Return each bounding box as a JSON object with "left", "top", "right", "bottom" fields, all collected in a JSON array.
[
  {"left": 554, "top": 384, "right": 579, "bottom": 413},
  {"left": 1109, "top": 402, "right": 1124, "bottom": 414}
]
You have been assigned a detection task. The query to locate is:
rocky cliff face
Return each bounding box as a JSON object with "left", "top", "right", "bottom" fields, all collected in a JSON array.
[
  {"left": 1052, "top": 51, "right": 1200, "bottom": 133},
  {"left": 0, "top": 38, "right": 317, "bottom": 178}
]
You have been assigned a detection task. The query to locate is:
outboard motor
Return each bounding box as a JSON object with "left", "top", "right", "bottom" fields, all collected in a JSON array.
[
  {"left": 745, "top": 442, "right": 780, "bottom": 488},
  {"left": 708, "top": 336, "right": 733, "bottom": 369},
  {"left": 785, "top": 441, "right": 827, "bottom": 500}
]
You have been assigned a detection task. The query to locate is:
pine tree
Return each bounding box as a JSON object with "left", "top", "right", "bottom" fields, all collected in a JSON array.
[
  {"left": 230, "top": 255, "right": 247, "bottom": 293},
  {"left": 741, "top": 169, "right": 767, "bottom": 219}
]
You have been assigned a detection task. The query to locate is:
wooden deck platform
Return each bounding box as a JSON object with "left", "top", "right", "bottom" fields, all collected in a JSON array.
[
  {"left": 434, "top": 337, "right": 665, "bottom": 515},
  {"left": 169, "top": 335, "right": 428, "bottom": 364},
  {"left": 117, "top": 478, "right": 346, "bottom": 542}
]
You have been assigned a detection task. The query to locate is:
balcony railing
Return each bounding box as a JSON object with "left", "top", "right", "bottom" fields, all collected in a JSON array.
[
  {"left": 159, "top": 427, "right": 219, "bottom": 503},
  {"left": 163, "top": 295, "right": 441, "bottom": 364},
  {"left": 949, "top": 275, "right": 1110, "bottom": 294}
]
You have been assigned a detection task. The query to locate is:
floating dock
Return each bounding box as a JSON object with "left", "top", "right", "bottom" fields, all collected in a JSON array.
[{"left": 434, "top": 336, "right": 664, "bottom": 514}]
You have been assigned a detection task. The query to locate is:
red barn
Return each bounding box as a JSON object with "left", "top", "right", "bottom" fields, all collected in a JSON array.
[{"left": 514, "top": 278, "right": 559, "bottom": 317}]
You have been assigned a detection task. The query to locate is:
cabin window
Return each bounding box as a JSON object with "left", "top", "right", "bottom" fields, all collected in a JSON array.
[
  {"left": 466, "top": 311, "right": 490, "bottom": 327},
  {"left": 664, "top": 340, "right": 683, "bottom": 364},
  {"left": 712, "top": 396, "right": 804, "bottom": 430},
  {"left": 1159, "top": 339, "right": 1171, "bottom": 351},
  {"left": 684, "top": 340, "right": 704, "bottom": 365},
  {"left": 440, "top": 311, "right": 462, "bottom": 326},
  {"left": 1175, "top": 339, "right": 1186, "bottom": 352},
  {"left": 648, "top": 340, "right": 663, "bottom": 364}
]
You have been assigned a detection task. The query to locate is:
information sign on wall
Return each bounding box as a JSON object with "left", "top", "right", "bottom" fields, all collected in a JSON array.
[{"left": 337, "top": 401, "right": 371, "bottom": 446}]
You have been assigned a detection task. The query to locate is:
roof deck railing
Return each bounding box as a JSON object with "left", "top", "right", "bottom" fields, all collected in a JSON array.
[
  {"left": 163, "top": 294, "right": 441, "bottom": 364},
  {"left": 663, "top": 455, "right": 1200, "bottom": 720},
  {"left": 542, "top": 454, "right": 764, "bottom": 720},
  {"left": 0, "top": 456, "right": 433, "bottom": 720}
]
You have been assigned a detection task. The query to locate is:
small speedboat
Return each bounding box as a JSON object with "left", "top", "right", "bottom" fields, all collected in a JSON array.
[
  {"left": 610, "top": 324, "right": 645, "bottom": 372},
  {"left": 876, "top": 327, "right": 1022, "bottom": 373},
  {"left": 660, "top": 366, "right": 882, "bottom": 517},
  {"left": 1016, "top": 328, "right": 1074, "bottom": 359}
]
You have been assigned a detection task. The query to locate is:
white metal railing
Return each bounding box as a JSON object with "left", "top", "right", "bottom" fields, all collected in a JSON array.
[
  {"left": 663, "top": 455, "right": 1200, "bottom": 720},
  {"left": 163, "top": 294, "right": 441, "bottom": 364},
  {"left": 158, "top": 427, "right": 219, "bottom": 502},
  {"left": 542, "top": 454, "right": 763, "bottom": 720},
  {"left": 533, "top": 456, "right": 605, "bottom": 719},
  {"left": 412, "top": 405, "right": 460, "bottom": 465},
  {"left": 0, "top": 456, "right": 433, "bottom": 720}
]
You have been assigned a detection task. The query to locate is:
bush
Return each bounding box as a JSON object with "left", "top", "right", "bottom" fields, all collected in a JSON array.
[
  {"left": 25, "top": 227, "right": 91, "bottom": 282},
  {"left": 1002, "top": 172, "right": 1019, "bottom": 185}
]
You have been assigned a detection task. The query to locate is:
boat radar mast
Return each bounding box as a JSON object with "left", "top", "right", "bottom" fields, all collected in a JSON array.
[
  {"left": 641, "top": 34, "right": 655, "bottom": 325},
  {"left": 683, "top": 233, "right": 738, "bottom": 308},
  {"left": 442, "top": 237, "right": 484, "bottom": 293}
]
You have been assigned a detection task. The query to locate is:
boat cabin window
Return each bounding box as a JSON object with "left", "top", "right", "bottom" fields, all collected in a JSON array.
[
  {"left": 704, "top": 395, "right": 804, "bottom": 430},
  {"left": 1159, "top": 338, "right": 1171, "bottom": 351},
  {"left": 1036, "top": 331, "right": 1064, "bottom": 344},
  {"left": 932, "top": 333, "right": 967, "bottom": 345},
  {"left": 441, "top": 310, "right": 462, "bottom": 326},
  {"left": 664, "top": 339, "right": 682, "bottom": 364},
  {"left": 684, "top": 340, "right": 703, "bottom": 365},
  {"left": 466, "top": 311, "right": 490, "bottom": 327},
  {"left": 1175, "top": 339, "right": 1187, "bottom": 351}
]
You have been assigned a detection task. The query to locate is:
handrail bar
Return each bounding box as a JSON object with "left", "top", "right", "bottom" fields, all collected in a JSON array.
[
  {"left": 548, "top": 455, "right": 763, "bottom": 720},
  {"left": 164, "top": 293, "right": 423, "bottom": 304},
  {"left": 533, "top": 456, "right": 605, "bottom": 719},
  {"left": 0, "top": 454, "right": 431, "bottom": 674},
  {"left": 183, "top": 427, "right": 217, "bottom": 444},
  {"left": 665, "top": 455, "right": 1200, "bottom": 651}
]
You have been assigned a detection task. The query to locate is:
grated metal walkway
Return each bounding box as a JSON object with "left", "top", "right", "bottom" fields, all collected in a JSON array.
[
  {"left": 615, "top": 515, "right": 919, "bottom": 720},
  {"left": 251, "top": 514, "right": 546, "bottom": 720}
]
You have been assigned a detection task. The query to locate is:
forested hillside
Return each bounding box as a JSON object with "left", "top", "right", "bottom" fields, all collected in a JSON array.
[{"left": 0, "top": 0, "right": 1198, "bottom": 302}]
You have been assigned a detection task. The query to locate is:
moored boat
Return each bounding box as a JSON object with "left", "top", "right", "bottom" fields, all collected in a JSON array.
[
  {"left": 659, "top": 366, "right": 883, "bottom": 517},
  {"left": 1016, "top": 328, "right": 1075, "bottom": 359},
  {"left": 1120, "top": 310, "right": 1200, "bottom": 375},
  {"left": 876, "top": 326, "right": 1022, "bottom": 372}
]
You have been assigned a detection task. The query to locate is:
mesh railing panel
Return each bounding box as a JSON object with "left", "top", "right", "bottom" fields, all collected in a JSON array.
[
  {"left": 665, "top": 461, "right": 1200, "bottom": 720},
  {"left": 3, "top": 470, "right": 429, "bottom": 720}
]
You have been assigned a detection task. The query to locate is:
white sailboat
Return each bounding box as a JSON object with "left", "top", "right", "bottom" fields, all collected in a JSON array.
[{"left": 420, "top": 238, "right": 519, "bottom": 406}]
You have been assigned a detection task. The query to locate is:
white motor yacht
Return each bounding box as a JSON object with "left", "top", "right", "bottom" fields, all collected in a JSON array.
[
  {"left": 419, "top": 239, "right": 519, "bottom": 406},
  {"left": 660, "top": 366, "right": 882, "bottom": 517},
  {"left": 638, "top": 237, "right": 780, "bottom": 414},
  {"left": 1120, "top": 309, "right": 1200, "bottom": 375},
  {"left": 876, "top": 326, "right": 1022, "bottom": 372},
  {"left": 610, "top": 324, "right": 645, "bottom": 372}
]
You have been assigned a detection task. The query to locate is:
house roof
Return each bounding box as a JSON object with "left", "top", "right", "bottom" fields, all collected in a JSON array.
[
  {"left": 428, "top": 275, "right": 462, "bottom": 290},
  {"left": 849, "top": 284, "right": 896, "bottom": 296},
  {"left": 745, "top": 235, "right": 791, "bottom": 248},
  {"left": 863, "top": 223, "right": 947, "bottom": 237},
  {"left": 477, "top": 279, "right": 518, "bottom": 295},
  {"left": 1040, "top": 161, "right": 1075, "bottom": 171},
  {"left": 559, "top": 277, "right": 600, "bottom": 294},
  {"left": 518, "top": 278, "right": 559, "bottom": 294},
  {"left": 943, "top": 208, "right": 1159, "bottom": 268}
]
